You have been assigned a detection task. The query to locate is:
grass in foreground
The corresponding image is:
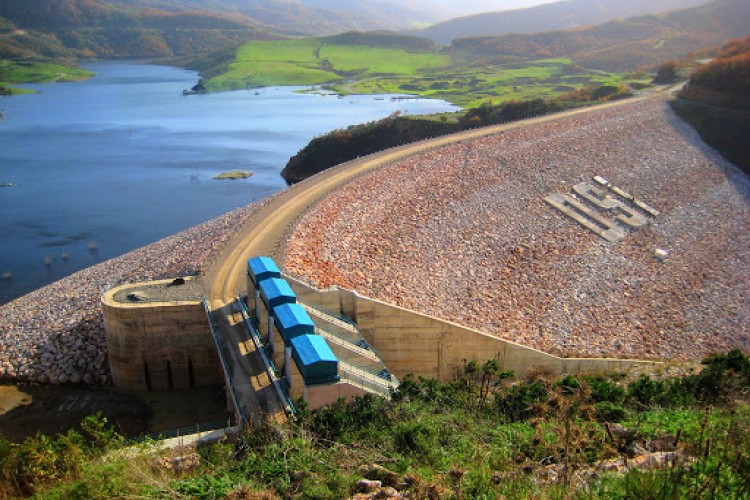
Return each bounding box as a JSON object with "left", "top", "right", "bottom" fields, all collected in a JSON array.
[{"left": 1, "top": 350, "right": 749, "bottom": 498}]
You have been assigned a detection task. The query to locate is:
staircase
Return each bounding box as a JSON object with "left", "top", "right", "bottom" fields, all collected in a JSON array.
[{"left": 301, "top": 304, "right": 398, "bottom": 398}]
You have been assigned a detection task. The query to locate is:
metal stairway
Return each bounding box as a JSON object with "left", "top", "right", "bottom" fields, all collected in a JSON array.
[{"left": 301, "top": 304, "right": 399, "bottom": 398}]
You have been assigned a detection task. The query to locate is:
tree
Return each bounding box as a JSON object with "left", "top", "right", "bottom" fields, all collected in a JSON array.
[{"left": 653, "top": 61, "right": 679, "bottom": 84}]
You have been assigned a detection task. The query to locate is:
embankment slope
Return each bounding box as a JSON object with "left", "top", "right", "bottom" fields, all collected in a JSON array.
[{"left": 284, "top": 98, "right": 750, "bottom": 361}]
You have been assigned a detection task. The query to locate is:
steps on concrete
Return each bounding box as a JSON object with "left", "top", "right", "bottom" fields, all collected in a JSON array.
[{"left": 301, "top": 304, "right": 398, "bottom": 397}]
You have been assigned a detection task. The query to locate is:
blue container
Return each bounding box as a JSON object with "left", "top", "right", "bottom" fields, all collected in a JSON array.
[
  {"left": 290, "top": 334, "right": 339, "bottom": 386},
  {"left": 259, "top": 277, "right": 296, "bottom": 311},
  {"left": 247, "top": 256, "right": 281, "bottom": 289},
  {"left": 274, "top": 303, "right": 315, "bottom": 343}
]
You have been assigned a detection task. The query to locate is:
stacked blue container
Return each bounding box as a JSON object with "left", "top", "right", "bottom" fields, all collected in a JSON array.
[{"left": 246, "top": 256, "right": 340, "bottom": 398}]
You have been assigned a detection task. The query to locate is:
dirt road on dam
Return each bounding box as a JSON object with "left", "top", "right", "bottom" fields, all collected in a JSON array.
[{"left": 203, "top": 96, "right": 649, "bottom": 307}]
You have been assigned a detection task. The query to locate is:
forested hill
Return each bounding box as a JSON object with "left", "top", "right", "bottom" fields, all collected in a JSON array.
[
  {"left": 670, "top": 35, "right": 750, "bottom": 172},
  {"left": 681, "top": 35, "right": 750, "bottom": 110},
  {"left": 420, "top": 0, "right": 711, "bottom": 44},
  {"left": 106, "top": 0, "right": 440, "bottom": 36},
  {"left": 0, "top": 0, "right": 276, "bottom": 59},
  {"left": 448, "top": 0, "right": 750, "bottom": 72}
]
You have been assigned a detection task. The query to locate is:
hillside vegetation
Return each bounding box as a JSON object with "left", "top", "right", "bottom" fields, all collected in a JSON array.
[
  {"left": 671, "top": 35, "right": 750, "bottom": 172},
  {"left": 206, "top": 31, "right": 644, "bottom": 107},
  {"left": 0, "top": 0, "right": 276, "bottom": 61},
  {"left": 108, "top": 0, "right": 441, "bottom": 36},
  {"left": 207, "top": 32, "right": 451, "bottom": 91},
  {"left": 680, "top": 35, "right": 750, "bottom": 110},
  {"left": 204, "top": 0, "right": 747, "bottom": 108},
  {"left": 1, "top": 351, "right": 748, "bottom": 498}
]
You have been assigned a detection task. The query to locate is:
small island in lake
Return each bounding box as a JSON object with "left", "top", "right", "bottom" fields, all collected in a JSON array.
[{"left": 213, "top": 170, "right": 253, "bottom": 180}]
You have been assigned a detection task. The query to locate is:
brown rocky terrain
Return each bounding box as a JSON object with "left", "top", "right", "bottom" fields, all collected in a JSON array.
[{"left": 284, "top": 99, "right": 750, "bottom": 360}]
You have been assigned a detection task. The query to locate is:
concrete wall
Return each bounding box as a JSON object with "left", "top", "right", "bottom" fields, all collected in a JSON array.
[
  {"left": 102, "top": 283, "right": 221, "bottom": 391},
  {"left": 305, "top": 382, "right": 368, "bottom": 409},
  {"left": 285, "top": 275, "right": 658, "bottom": 381}
]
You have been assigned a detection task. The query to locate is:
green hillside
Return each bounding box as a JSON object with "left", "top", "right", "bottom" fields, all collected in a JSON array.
[
  {"left": 205, "top": 32, "right": 643, "bottom": 107},
  {"left": 0, "top": 0, "right": 276, "bottom": 61},
  {"left": 204, "top": 0, "right": 748, "bottom": 107},
  {"left": 208, "top": 34, "right": 451, "bottom": 91}
]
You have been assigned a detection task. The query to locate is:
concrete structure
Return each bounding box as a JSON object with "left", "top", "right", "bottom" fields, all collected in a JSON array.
[
  {"left": 271, "top": 303, "right": 315, "bottom": 370},
  {"left": 246, "top": 256, "right": 280, "bottom": 318},
  {"left": 284, "top": 275, "right": 659, "bottom": 381},
  {"left": 248, "top": 259, "right": 378, "bottom": 409},
  {"left": 258, "top": 277, "right": 297, "bottom": 348},
  {"left": 102, "top": 278, "right": 221, "bottom": 391},
  {"left": 286, "top": 334, "right": 340, "bottom": 401}
]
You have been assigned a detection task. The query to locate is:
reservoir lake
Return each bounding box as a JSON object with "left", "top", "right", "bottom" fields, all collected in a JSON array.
[{"left": 0, "top": 61, "right": 458, "bottom": 304}]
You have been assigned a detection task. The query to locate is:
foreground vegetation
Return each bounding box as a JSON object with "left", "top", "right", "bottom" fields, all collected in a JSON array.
[{"left": 1, "top": 350, "right": 748, "bottom": 498}]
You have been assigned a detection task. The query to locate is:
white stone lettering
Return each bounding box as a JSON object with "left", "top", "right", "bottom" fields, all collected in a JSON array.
[
  {"left": 546, "top": 176, "right": 658, "bottom": 241},
  {"left": 572, "top": 182, "right": 648, "bottom": 228},
  {"left": 544, "top": 193, "right": 625, "bottom": 242}
]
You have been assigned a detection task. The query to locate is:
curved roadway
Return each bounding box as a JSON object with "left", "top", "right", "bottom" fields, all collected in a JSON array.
[{"left": 204, "top": 95, "right": 650, "bottom": 310}]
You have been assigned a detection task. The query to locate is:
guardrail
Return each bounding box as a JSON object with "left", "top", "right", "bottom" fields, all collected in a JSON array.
[
  {"left": 237, "top": 295, "right": 297, "bottom": 415},
  {"left": 338, "top": 365, "right": 396, "bottom": 398},
  {"left": 203, "top": 299, "right": 250, "bottom": 426}
]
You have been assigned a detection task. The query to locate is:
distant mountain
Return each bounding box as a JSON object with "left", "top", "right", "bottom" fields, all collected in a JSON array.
[
  {"left": 0, "top": 0, "right": 275, "bottom": 59},
  {"left": 107, "top": 0, "right": 441, "bottom": 35},
  {"left": 105, "top": 1, "right": 574, "bottom": 36},
  {"left": 421, "top": 0, "right": 712, "bottom": 44},
  {"left": 447, "top": 0, "right": 750, "bottom": 72}
]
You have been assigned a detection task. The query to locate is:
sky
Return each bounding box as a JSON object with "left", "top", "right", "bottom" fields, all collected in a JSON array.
[{"left": 403, "top": 0, "right": 561, "bottom": 18}]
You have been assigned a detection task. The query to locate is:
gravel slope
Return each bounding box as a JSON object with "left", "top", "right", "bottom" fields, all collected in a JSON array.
[{"left": 284, "top": 99, "right": 750, "bottom": 360}]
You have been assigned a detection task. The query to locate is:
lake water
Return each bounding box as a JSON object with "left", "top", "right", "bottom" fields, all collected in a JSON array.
[{"left": 0, "top": 61, "right": 458, "bottom": 304}]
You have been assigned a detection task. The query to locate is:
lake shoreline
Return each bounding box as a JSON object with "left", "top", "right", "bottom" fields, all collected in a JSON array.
[{"left": 0, "top": 60, "right": 458, "bottom": 305}]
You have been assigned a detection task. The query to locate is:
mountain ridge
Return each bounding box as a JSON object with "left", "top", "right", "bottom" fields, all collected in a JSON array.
[
  {"left": 447, "top": 0, "right": 750, "bottom": 72},
  {"left": 419, "top": 0, "right": 712, "bottom": 44}
]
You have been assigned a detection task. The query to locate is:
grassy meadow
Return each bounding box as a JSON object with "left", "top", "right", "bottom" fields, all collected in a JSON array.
[
  {"left": 207, "top": 37, "right": 651, "bottom": 107},
  {"left": 0, "top": 60, "right": 93, "bottom": 94}
]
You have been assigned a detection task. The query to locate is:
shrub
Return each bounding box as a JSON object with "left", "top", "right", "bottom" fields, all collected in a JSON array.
[
  {"left": 595, "top": 401, "right": 627, "bottom": 422},
  {"left": 494, "top": 380, "right": 549, "bottom": 422},
  {"left": 585, "top": 376, "right": 626, "bottom": 404}
]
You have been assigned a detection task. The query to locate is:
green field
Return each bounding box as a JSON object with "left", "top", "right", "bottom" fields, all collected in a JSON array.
[
  {"left": 208, "top": 38, "right": 650, "bottom": 107},
  {"left": 0, "top": 60, "right": 93, "bottom": 93},
  {"left": 208, "top": 38, "right": 450, "bottom": 91}
]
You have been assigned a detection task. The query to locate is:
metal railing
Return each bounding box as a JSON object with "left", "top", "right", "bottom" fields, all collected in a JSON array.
[
  {"left": 203, "top": 299, "right": 250, "bottom": 426},
  {"left": 303, "top": 305, "right": 398, "bottom": 388}
]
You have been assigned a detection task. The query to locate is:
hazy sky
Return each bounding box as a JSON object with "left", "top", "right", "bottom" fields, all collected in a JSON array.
[{"left": 410, "top": 0, "right": 561, "bottom": 17}]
